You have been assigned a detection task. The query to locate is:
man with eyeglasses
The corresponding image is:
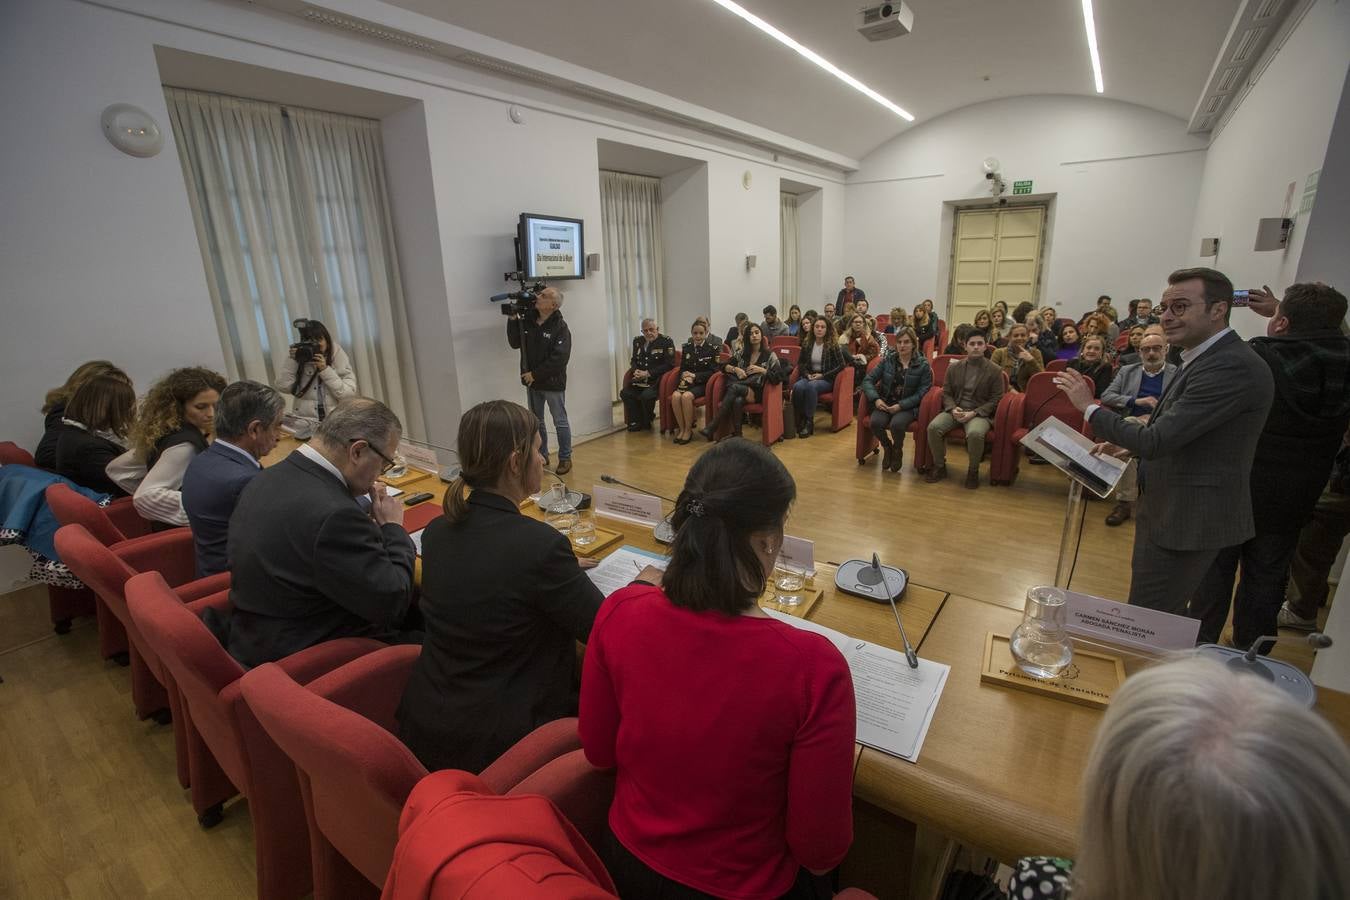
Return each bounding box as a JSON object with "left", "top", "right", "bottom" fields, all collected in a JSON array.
[
  {"left": 221, "top": 397, "right": 420, "bottom": 668},
  {"left": 1097, "top": 330, "right": 1177, "bottom": 526},
  {"left": 1055, "top": 267, "right": 1274, "bottom": 636}
]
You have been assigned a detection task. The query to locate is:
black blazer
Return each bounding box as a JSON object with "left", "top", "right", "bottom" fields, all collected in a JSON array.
[
  {"left": 53, "top": 425, "right": 128, "bottom": 498},
  {"left": 224, "top": 450, "right": 417, "bottom": 668},
  {"left": 35, "top": 405, "right": 64, "bottom": 470},
  {"left": 181, "top": 442, "right": 261, "bottom": 577},
  {"left": 397, "top": 490, "right": 603, "bottom": 774}
]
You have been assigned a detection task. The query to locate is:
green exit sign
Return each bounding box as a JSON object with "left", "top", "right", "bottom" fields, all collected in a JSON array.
[{"left": 1012, "top": 180, "right": 1033, "bottom": 195}]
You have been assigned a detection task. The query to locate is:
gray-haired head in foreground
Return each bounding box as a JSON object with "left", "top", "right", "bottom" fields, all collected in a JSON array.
[
  {"left": 213, "top": 381, "right": 285, "bottom": 440},
  {"left": 1072, "top": 654, "right": 1350, "bottom": 900},
  {"left": 313, "top": 397, "right": 402, "bottom": 448}
]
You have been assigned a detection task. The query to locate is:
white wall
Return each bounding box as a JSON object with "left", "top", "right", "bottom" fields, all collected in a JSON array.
[
  {"left": 844, "top": 95, "right": 1208, "bottom": 323},
  {"left": 0, "top": 0, "right": 846, "bottom": 453},
  {"left": 661, "top": 165, "right": 712, "bottom": 336},
  {"left": 1187, "top": 0, "right": 1350, "bottom": 339},
  {"left": 1296, "top": 63, "right": 1350, "bottom": 298}
]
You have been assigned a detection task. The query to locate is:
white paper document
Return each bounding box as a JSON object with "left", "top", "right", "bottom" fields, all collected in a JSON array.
[
  {"left": 762, "top": 608, "right": 950, "bottom": 762},
  {"left": 409, "top": 528, "right": 425, "bottom": 556},
  {"left": 585, "top": 545, "right": 669, "bottom": 597},
  {"left": 1021, "top": 416, "right": 1126, "bottom": 498}
]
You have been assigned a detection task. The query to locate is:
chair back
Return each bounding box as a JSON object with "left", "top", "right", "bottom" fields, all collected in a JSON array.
[
  {"left": 873, "top": 314, "right": 890, "bottom": 330},
  {"left": 884, "top": 333, "right": 897, "bottom": 349},
  {"left": 930, "top": 354, "right": 962, "bottom": 387},
  {"left": 1114, "top": 331, "right": 1131, "bottom": 351},
  {"left": 510, "top": 749, "right": 617, "bottom": 850},
  {"left": 241, "top": 652, "right": 428, "bottom": 888},
  {"left": 1021, "top": 371, "right": 1085, "bottom": 431},
  {"left": 54, "top": 524, "right": 136, "bottom": 612},
  {"left": 770, "top": 335, "right": 797, "bottom": 350},
  {"left": 1045, "top": 358, "right": 1069, "bottom": 373},
  {"left": 46, "top": 483, "right": 127, "bottom": 545},
  {"left": 0, "top": 441, "right": 36, "bottom": 467},
  {"left": 866, "top": 356, "right": 883, "bottom": 375},
  {"left": 773, "top": 345, "right": 801, "bottom": 367}
]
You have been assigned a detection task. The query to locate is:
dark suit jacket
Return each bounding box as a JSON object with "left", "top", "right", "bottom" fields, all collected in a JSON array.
[
  {"left": 397, "top": 491, "right": 603, "bottom": 774},
  {"left": 182, "top": 442, "right": 261, "bottom": 577},
  {"left": 224, "top": 450, "right": 417, "bottom": 668},
  {"left": 1088, "top": 331, "right": 1274, "bottom": 550},
  {"left": 53, "top": 425, "right": 128, "bottom": 498}
]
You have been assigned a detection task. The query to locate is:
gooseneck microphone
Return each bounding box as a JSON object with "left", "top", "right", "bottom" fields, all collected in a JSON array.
[
  {"left": 1197, "top": 632, "right": 1332, "bottom": 706},
  {"left": 1242, "top": 631, "right": 1333, "bottom": 663},
  {"left": 599, "top": 474, "right": 677, "bottom": 504}
]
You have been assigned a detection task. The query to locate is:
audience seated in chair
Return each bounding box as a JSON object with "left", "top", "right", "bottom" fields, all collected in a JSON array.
[
  {"left": 784, "top": 304, "right": 803, "bottom": 336},
  {"left": 990, "top": 323, "right": 1045, "bottom": 392},
  {"left": 1054, "top": 323, "right": 1083, "bottom": 361},
  {"left": 702, "top": 324, "right": 782, "bottom": 442},
  {"left": 36, "top": 361, "right": 131, "bottom": 470},
  {"left": 669, "top": 320, "right": 720, "bottom": 445},
  {"left": 792, "top": 316, "right": 847, "bottom": 438},
  {"left": 580, "top": 441, "right": 854, "bottom": 900},
  {"left": 1025, "top": 317, "right": 1059, "bottom": 367},
  {"left": 841, "top": 313, "right": 881, "bottom": 388},
  {"left": 724, "top": 312, "right": 749, "bottom": 347},
  {"left": 181, "top": 381, "right": 285, "bottom": 577},
  {"left": 988, "top": 307, "right": 1012, "bottom": 345},
  {"left": 1008, "top": 655, "right": 1350, "bottom": 900},
  {"left": 398, "top": 400, "right": 603, "bottom": 774},
  {"left": 1067, "top": 335, "right": 1114, "bottom": 397},
  {"left": 1099, "top": 331, "right": 1174, "bottom": 527},
  {"left": 619, "top": 318, "right": 676, "bottom": 432},
  {"left": 223, "top": 397, "right": 420, "bottom": 669},
  {"left": 1117, "top": 323, "right": 1163, "bottom": 367},
  {"left": 911, "top": 303, "right": 939, "bottom": 354},
  {"left": 862, "top": 327, "right": 932, "bottom": 473},
  {"left": 925, "top": 332, "right": 1004, "bottom": 490},
  {"left": 760, "top": 304, "right": 790, "bottom": 339},
  {"left": 943, "top": 323, "right": 975, "bottom": 356},
  {"left": 970, "top": 309, "right": 993, "bottom": 343},
  {"left": 52, "top": 373, "right": 137, "bottom": 498}
]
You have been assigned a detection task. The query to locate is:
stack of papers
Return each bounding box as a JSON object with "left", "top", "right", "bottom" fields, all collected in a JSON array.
[
  {"left": 585, "top": 545, "right": 668, "bottom": 596},
  {"left": 762, "top": 609, "right": 950, "bottom": 763}
]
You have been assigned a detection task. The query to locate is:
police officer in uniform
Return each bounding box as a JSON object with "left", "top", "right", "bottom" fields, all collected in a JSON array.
[
  {"left": 670, "top": 320, "right": 721, "bottom": 444},
  {"left": 620, "top": 318, "right": 677, "bottom": 432}
]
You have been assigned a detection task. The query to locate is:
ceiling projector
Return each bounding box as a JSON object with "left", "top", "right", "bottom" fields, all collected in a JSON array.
[{"left": 858, "top": 2, "right": 914, "bottom": 41}]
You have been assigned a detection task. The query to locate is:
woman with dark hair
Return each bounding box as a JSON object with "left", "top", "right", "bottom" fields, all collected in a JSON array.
[
  {"left": 702, "top": 324, "right": 782, "bottom": 441},
  {"left": 971, "top": 309, "right": 993, "bottom": 341},
  {"left": 1025, "top": 317, "right": 1060, "bottom": 364},
  {"left": 275, "top": 319, "right": 357, "bottom": 421},
  {"left": 398, "top": 400, "right": 605, "bottom": 774},
  {"left": 36, "top": 361, "right": 131, "bottom": 469},
  {"left": 944, "top": 323, "right": 975, "bottom": 356},
  {"left": 1067, "top": 335, "right": 1114, "bottom": 396},
  {"left": 671, "top": 319, "right": 720, "bottom": 444},
  {"left": 792, "top": 316, "right": 846, "bottom": 438},
  {"left": 580, "top": 440, "right": 855, "bottom": 900},
  {"left": 797, "top": 310, "right": 819, "bottom": 351},
  {"left": 785, "top": 304, "right": 803, "bottom": 336},
  {"left": 1055, "top": 323, "right": 1083, "bottom": 361},
  {"left": 52, "top": 374, "right": 137, "bottom": 496},
  {"left": 109, "top": 367, "right": 227, "bottom": 526},
  {"left": 912, "top": 303, "right": 938, "bottom": 354},
  {"left": 863, "top": 327, "right": 932, "bottom": 472},
  {"left": 1012, "top": 300, "right": 1036, "bottom": 324}
]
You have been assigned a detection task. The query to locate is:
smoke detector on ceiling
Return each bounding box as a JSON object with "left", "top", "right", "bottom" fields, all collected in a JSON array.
[{"left": 858, "top": 2, "right": 914, "bottom": 41}]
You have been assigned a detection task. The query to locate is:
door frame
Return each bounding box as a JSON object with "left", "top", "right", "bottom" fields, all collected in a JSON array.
[{"left": 936, "top": 194, "right": 1055, "bottom": 324}]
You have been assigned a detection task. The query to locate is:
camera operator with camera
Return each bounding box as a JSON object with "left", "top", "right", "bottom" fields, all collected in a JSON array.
[
  {"left": 506, "top": 286, "right": 574, "bottom": 474},
  {"left": 275, "top": 318, "right": 357, "bottom": 422}
]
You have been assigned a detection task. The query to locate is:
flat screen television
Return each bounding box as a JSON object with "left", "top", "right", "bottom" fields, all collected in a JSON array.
[{"left": 518, "top": 213, "right": 585, "bottom": 280}]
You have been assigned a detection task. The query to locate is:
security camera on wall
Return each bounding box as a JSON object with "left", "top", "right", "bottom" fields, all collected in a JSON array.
[{"left": 982, "top": 157, "right": 1007, "bottom": 198}]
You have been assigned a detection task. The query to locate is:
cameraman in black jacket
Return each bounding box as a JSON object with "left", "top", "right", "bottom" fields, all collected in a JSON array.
[{"left": 506, "top": 286, "right": 575, "bottom": 474}]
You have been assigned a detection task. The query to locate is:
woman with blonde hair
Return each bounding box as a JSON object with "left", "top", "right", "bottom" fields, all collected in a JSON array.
[
  {"left": 398, "top": 399, "right": 605, "bottom": 773},
  {"left": 971, "top": 309, "right": 993, "bottom": 341},
  {"left": 110, "top": 367, "right": 226, "bottom": 526},
  {"left": 1008, "top": 655, "right": 1350, "bottom": 899},
  {"left": 988, "top": 306, "right": 1011, "bottom": 345},
  {"left": 36, "top": 361, "right": 131, "bottom": 469}
]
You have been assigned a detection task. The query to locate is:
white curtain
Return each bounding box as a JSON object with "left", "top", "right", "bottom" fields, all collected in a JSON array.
[
  {"left": 780, "top": 193, "right": 800, "bottom": 311},
  {"left": 165, "top": 88, "right": 426, "bottom": 438},
  {"left": 599, "top": 171, "right": 665, "bottom": 400}
]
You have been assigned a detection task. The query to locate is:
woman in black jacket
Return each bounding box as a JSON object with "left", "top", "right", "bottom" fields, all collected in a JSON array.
[
  {"left": 792, "top": 316, "right": 846, "bottom": 438},
  {"left": 53, "top": 373, "right": 137, "bottom": 496},
  {"left": 671, "top": 320, "right": 721, "bottom": 444},
  {"left": 1067, "top": 335, "right": 1114, "bottom": 397},
  {"left": 701, "top": 324, "right": 782, "bottom": 441},
  {"left": 397, "top": 400, "right": 613, "bottom": 774},
  {"left": 36, "top": 361, "right": 130, "bottom": 469}
]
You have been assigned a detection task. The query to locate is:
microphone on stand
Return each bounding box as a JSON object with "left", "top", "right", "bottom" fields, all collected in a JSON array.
[
  {"left": 1195, "top": 632, "right": 1333, "bottom": 707},
  {"left": 599, "top": 474, "right": 677, "bottom": 543}
]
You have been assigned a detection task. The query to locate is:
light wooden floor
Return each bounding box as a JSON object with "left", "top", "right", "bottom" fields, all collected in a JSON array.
[{"left": 0, "top": 418, "right": 1328, "bottom": 898}]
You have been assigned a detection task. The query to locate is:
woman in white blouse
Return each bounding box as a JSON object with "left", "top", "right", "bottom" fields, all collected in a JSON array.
[
  {"left": 275, "top": 319, "right": 357, "bottom": 422},
  {"left": 109, "top": 367, "right": 227, "bottom": 527}
]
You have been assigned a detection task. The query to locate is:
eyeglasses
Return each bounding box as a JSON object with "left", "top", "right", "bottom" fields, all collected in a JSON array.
[
  {"left": 353, "top": 437, "right": 396, "bottom": 475},
  {"left": 1140, "top": 345, "right": 1165, "bottom": 353},
  {"left": 1158, "top": 300, "right": 1192, "bottom": 317}
]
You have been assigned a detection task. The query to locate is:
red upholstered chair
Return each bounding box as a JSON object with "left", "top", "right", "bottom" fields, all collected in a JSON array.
[
  {"left": 884, "top": 333, "right": 897, "bottom": 349},
  {"left": 658, "top": 352, "right": 721, "bottom": 436},
  {"left": 240, "top": 652, "right": 596, "bottom": 900},
  {"left": 914, "top": 371, "right": 1014, "bottom": 474},
  {"left": 705, "top": 377, "right": 785, "bottom": 445},
  {"left": 1045, "top": 358, "right": 1069, "bottom": 373},
  {"left": 772, "top": 344, "right": 801, "bottom": 368},
  {"left": 0, "top": 441, "right": 36, "bottom": 466},
  {"left": 1114, "top": 331, "right": 1132, "bottom": 352},
  {"left": 991, "top": 371, "right": 1091, "bottom": 486},
  {"left": 126, "top": 572, "right": 384, "bottom": 900},
  {"left": 770, "top": 335, "right": 798, "bottom": 350},
  {"left": 788, "top": 364, "right": 855, "bottom": 432},
  {"left": 873, "top": 314, "right": 889, "bottom": 330},
  {"left": 45, "top": 483, "right": 151, "bottom": 642}
]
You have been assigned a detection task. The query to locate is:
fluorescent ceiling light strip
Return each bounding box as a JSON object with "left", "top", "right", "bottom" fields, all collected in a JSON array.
[
  {"left": 707, "top": 0, "right": 914, "bottom": 121},
  {"left": 1081, "top": 0, "right": 1105, "bottom": 93}
]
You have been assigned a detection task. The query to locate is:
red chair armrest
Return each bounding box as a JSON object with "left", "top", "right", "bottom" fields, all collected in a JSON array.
[
  {"left": 112, "top": 528, "right": 198, "bottom": 586},
  {"left": 176, "top": 572, "right": 231, "bottom": 604},
  {"left": 478, "top": 717, "right": 582, "bottom": 794},
  {"left": 273, "top": 638, "right": 388, "bottom": 686},
  {"left": 186, "top": 589, "right": 231, "bottom": 617},
  {"left": 105, "top": 498, "right": 151, "bottom": 539}
]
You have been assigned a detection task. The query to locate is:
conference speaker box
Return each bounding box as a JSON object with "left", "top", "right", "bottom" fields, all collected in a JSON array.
[{"left": 1253, "top": 217, "right": 1292, "bottom": 251}]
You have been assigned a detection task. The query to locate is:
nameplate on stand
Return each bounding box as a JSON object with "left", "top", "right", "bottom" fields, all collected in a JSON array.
[
  {"left": 1062, "top": 590, "right": 1199, "bottom": 654},
  {"left": 398, "top": 442, "right": 441, "bottom": 476},
  {"left": 775, "top": 535, "right": 815, "bottom": 575},
  {"left": 592, "top": 485, "right": 664, "bottom": 527}
]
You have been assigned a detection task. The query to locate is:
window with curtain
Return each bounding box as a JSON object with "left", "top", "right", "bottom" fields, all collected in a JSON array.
[
  {"left": 164, "top": 87, "right": 425, "bottom": 439},
  {"left": 599, "top": 171, "right": 665, "bottom": 400},
  {"left": 780, "top": 193, "right": 800, "bottom": 312}
]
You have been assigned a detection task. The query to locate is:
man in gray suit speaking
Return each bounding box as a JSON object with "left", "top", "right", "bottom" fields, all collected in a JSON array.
[{"left": 1055, "top": 267, "right": 1274, "bottom": 632}]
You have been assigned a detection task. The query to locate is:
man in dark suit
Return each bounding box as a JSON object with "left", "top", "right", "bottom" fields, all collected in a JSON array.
[
  {"left": 224, "top": 397, "right": 418, "bottom": 667},
  {"left": 181, "top": 381, "right": 284, "bottom": 577},
  {"left": 1056, "top": 267, "right": 1274, "bottom": 635},
  {"left": 618, "top": 318, "right": 676, "bottom": 432}
]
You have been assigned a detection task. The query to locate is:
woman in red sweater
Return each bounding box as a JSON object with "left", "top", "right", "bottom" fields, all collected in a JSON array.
[{"left": 579, "top": 440, "right": 856, "bottom": 900}]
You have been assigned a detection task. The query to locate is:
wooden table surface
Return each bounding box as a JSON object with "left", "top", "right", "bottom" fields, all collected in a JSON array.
[{"left": 262, "top": 437, "right": 1350, "bottom": 865}]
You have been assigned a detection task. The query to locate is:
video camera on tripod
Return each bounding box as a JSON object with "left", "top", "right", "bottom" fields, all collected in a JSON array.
[{"left": 490, "top": 271, "right": 548, "bottom": 317}]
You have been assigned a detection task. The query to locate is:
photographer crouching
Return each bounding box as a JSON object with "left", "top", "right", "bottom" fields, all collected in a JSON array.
[
  {"left": 276, "top": 318, "right": 357, "bottom": 422},
  {"left": 506, "top": 287, "right": 574, "bottom": 474}
]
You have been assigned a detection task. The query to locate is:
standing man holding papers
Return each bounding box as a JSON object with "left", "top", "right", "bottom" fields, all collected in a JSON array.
[{"left": 1055, "top": 268, "right": 1273, "bottom": 630}]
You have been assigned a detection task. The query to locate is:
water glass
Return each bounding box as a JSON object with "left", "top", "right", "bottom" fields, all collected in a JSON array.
[
  {"left": 1009, "top": 585, "right": 1074, "bottom": 678},
  {"left": 570, "top": 514, "right": 597, "bottom": 547},
  {"left": 545, "top": 499, "right": 579, "bottom": 534},
  {"left": 774, "top": 566, "right": 807, "bottom": 606}
]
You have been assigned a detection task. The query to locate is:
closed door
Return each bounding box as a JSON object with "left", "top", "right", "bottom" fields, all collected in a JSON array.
[{"left": 949, "top": 206, "right": 1045, "bottom": 326}]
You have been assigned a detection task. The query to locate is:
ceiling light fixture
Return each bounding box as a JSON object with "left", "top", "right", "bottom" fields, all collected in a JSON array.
[
  {"left": 1081, "top": 0, "right": 1105, "bottom": 93},
  {"left": 706, "top": 0, "right": 914, "bottom": 121}
]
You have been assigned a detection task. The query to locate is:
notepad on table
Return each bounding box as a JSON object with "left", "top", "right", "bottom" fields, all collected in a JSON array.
[{"left": 585, "top": 545, "right": 668, "bottom": 597}]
